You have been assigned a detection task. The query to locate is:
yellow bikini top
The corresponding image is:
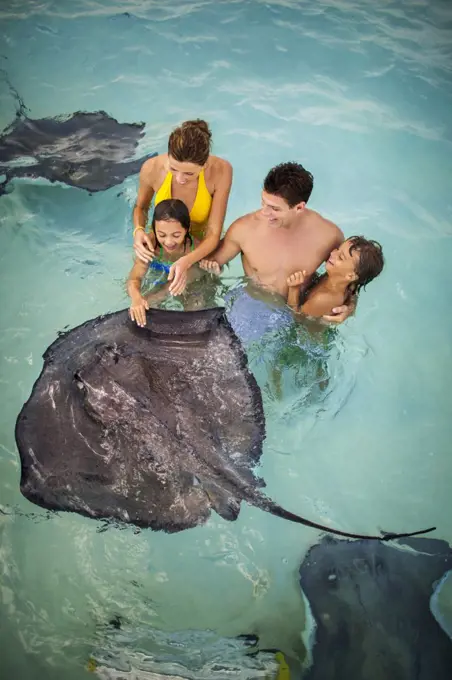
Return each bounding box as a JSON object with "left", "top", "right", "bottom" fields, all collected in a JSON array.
[{"left": 154, "top": 169, "right": 212, "bottom": 239}]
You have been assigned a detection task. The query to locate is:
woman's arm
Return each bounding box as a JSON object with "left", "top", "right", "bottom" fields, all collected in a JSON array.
[
  {"left": 184, "top": 160, "right": 233, "bottom": 265},
  {"left": 168, "top": 160, "right": 233, "bottom": 295},
  {"left": 133, "top": 159, "right": 157, "bottom": 263}
]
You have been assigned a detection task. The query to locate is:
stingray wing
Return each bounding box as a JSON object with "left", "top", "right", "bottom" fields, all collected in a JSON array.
[{"left": 15, "top": 308, "right": 266, "bottom": 531}]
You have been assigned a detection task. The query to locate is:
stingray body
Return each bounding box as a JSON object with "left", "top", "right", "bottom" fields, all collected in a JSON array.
[
  {"left": 91, "top": 625, "right": 281, "bottom": 679},
  {"left": 299, "top": 535, "right": 452, "bottom": 680},
  {"left": 15, "top": 308, "right": 435, "bottom": 539},
  {"left": 0, "top": 110, "right": 152, "bottom": 194}
]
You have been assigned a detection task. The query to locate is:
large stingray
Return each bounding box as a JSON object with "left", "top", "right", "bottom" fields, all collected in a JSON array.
[
  {"left": 15, "top": 308, "right": 435, "bottom": 539},
  {"left": 299, "top": 535, "right": 452, "bottom": 679},
  {"left": 0, "top": 77, "right": 151, "bottom": 195},
  {"left": 91, "top": 623, "right": 282, "bottom": 679}
]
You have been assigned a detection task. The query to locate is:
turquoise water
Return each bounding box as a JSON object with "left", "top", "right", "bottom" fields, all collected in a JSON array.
[{"left": 1, "top": 0, "right": 452, "bottom": 677}]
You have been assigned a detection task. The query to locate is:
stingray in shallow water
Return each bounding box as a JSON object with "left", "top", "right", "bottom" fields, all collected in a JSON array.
[
  {"left": 15, "top": 308, "right": 434, "bottom": 539},
  {"left": 299, "top": 535, "right": 452, "bottom": 680},
  {"left": 0, "top": 81, "right": 152, "bottom": 194},
  {"left": 91, "top": 624, "right": 282, "bottom": 679}
]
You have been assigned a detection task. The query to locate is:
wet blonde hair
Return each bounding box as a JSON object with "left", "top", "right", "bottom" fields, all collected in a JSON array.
[{"left": 168, "top": 119, "right": 212, "bottom": 166}]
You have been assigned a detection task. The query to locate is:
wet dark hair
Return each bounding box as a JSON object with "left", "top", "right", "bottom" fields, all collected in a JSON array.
[
  {"left": 151, "top": 199, "right": 192, "bottom": 249},
  {"left": 346, "top": 236, "right": 384, "bottom": 299},
  {"left": 168, "top": 119, "right": 212, "bottom": 166},
  {"left": 263, "top": 162, "right": 314, "bottom": 207}
]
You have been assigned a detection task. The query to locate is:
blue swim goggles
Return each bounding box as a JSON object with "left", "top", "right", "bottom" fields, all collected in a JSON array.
[{"left": 149, "top": 259, "right": 171, "bottom": 275}]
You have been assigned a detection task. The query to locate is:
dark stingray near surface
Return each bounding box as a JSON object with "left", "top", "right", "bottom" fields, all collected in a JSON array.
[
  {"left": 15, "top": 308, "right": 435, "bottom": 538},
  {"left": 299, "top": 535, "right": 452, "bottom": 680},
  {"left": 0, "top": 107, "right": 152, "bottom": 195},
  {"left": 92, "top": 623, "right": 282, "bottom": 679}
]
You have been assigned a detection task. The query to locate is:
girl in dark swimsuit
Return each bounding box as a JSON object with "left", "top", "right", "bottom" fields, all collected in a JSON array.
[{"left": 127, "top": 199, "right": 198, "bottom": 327}]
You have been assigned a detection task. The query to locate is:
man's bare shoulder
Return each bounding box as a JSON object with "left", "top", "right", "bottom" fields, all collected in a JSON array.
[
  {"left": 305, "top": 208, "right": 344, "bottom": 242},
  {"left": 226, "top": 210, "right": 261, "bottom": 240}
]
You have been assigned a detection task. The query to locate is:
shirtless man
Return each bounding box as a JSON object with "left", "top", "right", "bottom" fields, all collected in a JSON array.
[{"left": 201, "top": 162, "right": 352, "bottom": 322}]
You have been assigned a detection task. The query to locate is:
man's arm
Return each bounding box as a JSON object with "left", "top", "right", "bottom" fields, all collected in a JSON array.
[
  {"left": 208, "top": 218, "right": 244, "bottom": 266},
  {"left": 323, "top": 297, "right": 357, "bottom": 324}
]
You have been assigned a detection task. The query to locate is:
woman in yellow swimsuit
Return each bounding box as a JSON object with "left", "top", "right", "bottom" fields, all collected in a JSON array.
[{"left": 132, "top": 119, "right": 233, "bottom": 295}]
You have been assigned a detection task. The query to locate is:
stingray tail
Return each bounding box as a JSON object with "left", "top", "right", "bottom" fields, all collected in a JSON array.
[
  {"left": 260, "top": 497, "right": 436, "bottom": 541},
  {"left": 0, "top": 68, "right": 28, "bottom": 118}
]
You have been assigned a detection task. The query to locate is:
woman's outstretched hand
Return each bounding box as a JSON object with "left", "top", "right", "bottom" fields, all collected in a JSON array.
[
  {"left": 168, "top": 256, "right": 191, "bottom": 296},
  {"left": 134, "top": 229, "right": 155, "bottom": 264}
]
